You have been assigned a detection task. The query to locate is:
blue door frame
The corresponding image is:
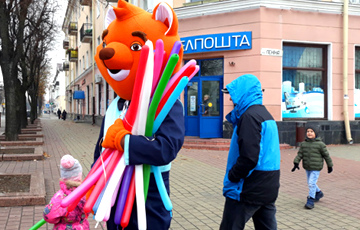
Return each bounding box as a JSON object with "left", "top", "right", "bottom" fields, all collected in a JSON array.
[{"left": 184, "top": 58, "right": 224, "bottom": 138}]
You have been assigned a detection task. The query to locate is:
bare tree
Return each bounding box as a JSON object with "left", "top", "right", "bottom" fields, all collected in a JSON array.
[
  {"left": 0, "top": 0, "right": 32, "bottom": 140},
  {"left": 0, "top": 0, "right": 58, "bottom": 139},
  {"left": 22, "top": 0, "right": 58, "bottom": 124}
]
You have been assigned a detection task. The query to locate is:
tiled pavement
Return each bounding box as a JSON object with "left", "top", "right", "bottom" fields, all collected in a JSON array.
[{"left": 1, "top": 113, "right": 360, "bottom": 229}]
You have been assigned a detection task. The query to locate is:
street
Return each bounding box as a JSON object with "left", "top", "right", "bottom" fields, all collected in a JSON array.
[{"left": 0, "top": 114, "right": 360, "bottom": 229}]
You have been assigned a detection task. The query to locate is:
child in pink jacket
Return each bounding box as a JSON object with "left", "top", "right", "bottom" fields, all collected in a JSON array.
[{"left": 43, "top": 155, "right": 89, "bottom": 230}]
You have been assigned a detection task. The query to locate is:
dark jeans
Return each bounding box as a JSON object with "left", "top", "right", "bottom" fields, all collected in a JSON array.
[{"left": 220, "top": 197, "right": 277, "bottom": 230}]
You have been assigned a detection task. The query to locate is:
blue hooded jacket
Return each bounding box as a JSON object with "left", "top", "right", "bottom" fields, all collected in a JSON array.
[{"left": 223, "top": 74, "right": 280, "bottom": 205}]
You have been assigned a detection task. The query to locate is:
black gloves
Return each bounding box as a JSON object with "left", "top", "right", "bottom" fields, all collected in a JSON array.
[
  {"left": 291, "top": 163, "right": 300, "bottom": 172},
  {"left": 328, "top": 167, "right": 333, "bottom": 173}
]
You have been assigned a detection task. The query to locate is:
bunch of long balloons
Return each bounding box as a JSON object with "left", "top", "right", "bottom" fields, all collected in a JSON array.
[{"left": 56, "top": 39, "right": 199, "bottom": 230}]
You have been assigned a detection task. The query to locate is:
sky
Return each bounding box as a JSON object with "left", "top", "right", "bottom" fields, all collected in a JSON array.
[{"left": 48, "top": 1, "right": 68, "bottom": 82}]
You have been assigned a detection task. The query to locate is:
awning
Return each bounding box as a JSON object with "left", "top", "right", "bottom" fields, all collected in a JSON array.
[{"left": 73, "top": 90, "right": 85, "bottom": 99}]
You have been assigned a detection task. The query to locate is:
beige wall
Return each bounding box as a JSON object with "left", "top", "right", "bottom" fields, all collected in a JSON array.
[{"left": 178, "top": 6, "right": 359, "bottom": 121}]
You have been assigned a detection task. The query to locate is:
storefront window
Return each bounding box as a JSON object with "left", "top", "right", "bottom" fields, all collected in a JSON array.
[
  {"left": 200, "top": 59, "right": 223, "bottom": 76},
  {"left": 355, "top": 47, "right": 360, "bottom": 118},
  {"left": 282, "top": 44, "right": 327, "bottom": 119}
]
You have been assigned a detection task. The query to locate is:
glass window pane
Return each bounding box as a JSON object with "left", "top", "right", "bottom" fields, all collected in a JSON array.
[
  {"left": 356, "top": 73, "right": 360, "bottom": 118},
  {"left": 282, "top": 70, "right": 324, "bottom": 118},
  {"left": 283, "top": 46, "right": 323, "bottom": 68},
  {"left": 200, "top": 59, "right": 223, "bottom": 76},
  {"left": 202, "top": 81, "right": 220, "bottom": 117},
  {"left": 187, "top": 82, "right": 198, "bottom": 116},
  {"left": 356, "top": 49, "right": 360, "bottom": 118},
  {"left": 356, "top": 49, "right": 360, "bottom": 70}
]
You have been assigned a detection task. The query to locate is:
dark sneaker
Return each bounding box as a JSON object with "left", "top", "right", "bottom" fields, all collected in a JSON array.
[
  {"left": 305, "top": 197, "right": 315, "bottom": 209},
  {"left": 314, "top": 191, "right": 324, "bottom": 202}
]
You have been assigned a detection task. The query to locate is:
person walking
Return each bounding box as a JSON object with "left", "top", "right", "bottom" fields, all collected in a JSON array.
[
  {"left": 291, "top": 125, "right": 333, "bottom": 209},
  {"left": 57, "top": 109, "right": 61, "bottom": 119},
  {"left": 43, "top": 154, "right": 89, "bottom": 229},
  {"left": 220, "top": 74, "right": 281, "bottom": 230},
  {"left": 62, "top": 110, "right": 67, "bottom": 121}
]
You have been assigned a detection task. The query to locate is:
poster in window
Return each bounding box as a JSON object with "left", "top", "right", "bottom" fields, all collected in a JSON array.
[
  {"left": 355, "top": 86, "right": 360, "bottom": 118},
  {"left": 281, "top": 76, "right": 324, "bottom": 118}
]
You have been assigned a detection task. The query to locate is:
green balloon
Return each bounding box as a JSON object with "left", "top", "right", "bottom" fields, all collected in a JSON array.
[
  {"left": 29, "top": 219, "right": 46, "bottom": 230},
  {"left": 143, "top": 54, "right": 179, "bottom": 199}
]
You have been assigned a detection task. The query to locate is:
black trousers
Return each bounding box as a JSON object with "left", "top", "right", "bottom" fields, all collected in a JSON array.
[{"left": 220, "top": 197, "right": 277, "bottom": 230}]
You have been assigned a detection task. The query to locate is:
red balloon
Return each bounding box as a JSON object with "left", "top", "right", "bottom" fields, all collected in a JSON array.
[{"left": 83, "top": 150, "right": 123, "bottom": 213}]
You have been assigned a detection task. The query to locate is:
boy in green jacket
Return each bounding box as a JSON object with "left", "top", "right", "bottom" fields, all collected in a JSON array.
[{"left": 291, "top": 125, "right": 333, "bottom": 209}]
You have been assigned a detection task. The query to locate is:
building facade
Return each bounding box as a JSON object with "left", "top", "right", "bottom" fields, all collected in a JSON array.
[{"left": 62, "top": 0, "right": 360, "bottom": 145}]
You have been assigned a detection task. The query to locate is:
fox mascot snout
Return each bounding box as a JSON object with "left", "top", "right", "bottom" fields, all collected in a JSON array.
[{"left": 95, "top": 0, "right": 183, "bottom": 100}]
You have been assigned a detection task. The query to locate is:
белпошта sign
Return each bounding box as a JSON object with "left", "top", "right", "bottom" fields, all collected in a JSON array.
[{"left": 181, "top": 32, "right": 252, "bottom": 54}]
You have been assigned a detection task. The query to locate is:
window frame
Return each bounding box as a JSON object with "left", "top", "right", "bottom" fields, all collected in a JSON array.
[
  {"left": 355, "top": 46, "right": 360, "bottom": 120},
  {"left": 282, "top": 42, "right": 328, "bottom": 120}
]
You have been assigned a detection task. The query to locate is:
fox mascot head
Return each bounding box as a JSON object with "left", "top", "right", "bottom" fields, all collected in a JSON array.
[{"left": 95, "top": 0, "right": 183, "bottom": 101}]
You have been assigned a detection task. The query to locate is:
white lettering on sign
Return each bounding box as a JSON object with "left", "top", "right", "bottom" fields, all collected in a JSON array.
[
  {"left": 261, "top": 48, "right": 283, "bottom": 56},
  {"left": 240, "top": 35, "right": 250, "bottom": 47},
  {"left": 215, "top": 36, "right": 231, "bottom": 48},
  {"left": 204, "top": 37, "right": 214, "bottom": 49},
  {"left": 182, "top": 34, "right": 251, "bottom": 52}
]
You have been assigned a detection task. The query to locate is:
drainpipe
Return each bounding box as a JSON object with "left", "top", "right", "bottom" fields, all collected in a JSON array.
[{"left": 343, "top": 0, "right": 353, "bottom": 144}]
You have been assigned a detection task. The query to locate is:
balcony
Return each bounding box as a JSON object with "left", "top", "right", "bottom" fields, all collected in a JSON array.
[
  {"left": 80, "top": 0, "right": 91, "bottom": 6},
  {"left": 67, "top": 49, "right": 78, "bottom": 62},
  {"left": 80, "top": 23, "right": 92, "bottom": 43},
  {"left": 63, "top": 62, "right": 69, "bottom": 71},
  {"left": 68, "top": 22, "right": 77, "bottom": 36},
  {"left": 106, "top": 0, "right": 118, "bottom": 2},
  {"left": 63, "top": 40, "right": 69, "bottom": 49}
]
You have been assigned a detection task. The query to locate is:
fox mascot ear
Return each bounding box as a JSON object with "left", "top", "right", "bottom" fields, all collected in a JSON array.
[
  {"left": 104, "top": 2, "right": 178, "bottom": 36},
  {"left": 152, "top": 2, "right": 178, "bottom": 36}
]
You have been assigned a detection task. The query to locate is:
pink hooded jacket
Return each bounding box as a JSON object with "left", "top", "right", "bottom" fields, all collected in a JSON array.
[{"left": 43, "top": 181, "right": 89, "bottom": 230}]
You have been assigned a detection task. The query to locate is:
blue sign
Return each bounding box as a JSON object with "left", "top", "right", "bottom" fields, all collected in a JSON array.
[
  {"left": 181, "top": 31, "right": 252, "bottom": 54},
  {"left": 45, "top": 104, "right": 50, "bottom": 108}
]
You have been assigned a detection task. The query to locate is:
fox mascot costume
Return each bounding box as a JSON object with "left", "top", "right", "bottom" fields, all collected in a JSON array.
[{"left": 93, "top": 0, "right": 185, "bottom": 229}]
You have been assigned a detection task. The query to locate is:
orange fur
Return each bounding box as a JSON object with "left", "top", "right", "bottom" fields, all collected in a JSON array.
[{"left": 95, "top": 1, "right": 183, "bottom": 100}]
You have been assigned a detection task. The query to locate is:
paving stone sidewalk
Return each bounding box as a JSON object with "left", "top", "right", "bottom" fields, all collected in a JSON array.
[{"left": 0, "top": 114, "right": 360, "bottom": 229}]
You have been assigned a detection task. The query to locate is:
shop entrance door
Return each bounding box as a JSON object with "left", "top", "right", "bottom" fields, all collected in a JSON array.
[{"left": 184, "top": 58, "right": 223, "bottom": 138}]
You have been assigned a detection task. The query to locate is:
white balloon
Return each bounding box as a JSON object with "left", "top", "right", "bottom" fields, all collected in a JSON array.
[
  {"left": 135, "top": 164, "right": 146, "bottom": 230},
  {"left": 95, "top": 156, "right": 126, "bottom": 222}
]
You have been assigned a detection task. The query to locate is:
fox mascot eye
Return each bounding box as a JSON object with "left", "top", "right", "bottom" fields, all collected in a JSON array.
[
  {"left": 94, "top": 0, "right": 183, "bottom": 101},
  {"left": 130, "top": 42, "right": 142, "bottom": 51}
]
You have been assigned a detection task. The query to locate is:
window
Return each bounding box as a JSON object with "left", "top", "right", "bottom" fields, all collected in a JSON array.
[
  {"left": 355, "top": 47, "right": 360, "bottom": 119},
  {"left": 97, "top": 1, "right": 100, "bottom": 18},
  {"left": 282, "top": 43, "right": 327, "bottom": 119},
  {"left": 98, "top": 84, "right": 102, "bottom": 115},
  {"left": 106, "top": 83, "right": 110, "bottom": 109},
  {"left": 79, "top": 60, "right": 82, "bottom": 73},
  {"left": 87, "top": 85, "right": 90, "bottom": 115},
  {"left": 86, "top": 51, "right": 89, "bottom": 68},
  {"left": 82, "top": 56, "right": 85, "bottom": 69}
]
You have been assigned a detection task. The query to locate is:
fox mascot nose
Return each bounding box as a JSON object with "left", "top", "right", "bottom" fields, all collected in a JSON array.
[{"left": 99, "top": 48, "right": 115, "bottom": 61}]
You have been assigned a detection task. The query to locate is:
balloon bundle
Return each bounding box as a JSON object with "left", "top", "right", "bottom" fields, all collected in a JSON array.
[{"left": 59, "top": 39, "right": 199, "bottom": 229}]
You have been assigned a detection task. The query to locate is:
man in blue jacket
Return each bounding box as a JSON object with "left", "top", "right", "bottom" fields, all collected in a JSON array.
[{"left": 219, "top": 74, "right": 281, "bottom": 230}]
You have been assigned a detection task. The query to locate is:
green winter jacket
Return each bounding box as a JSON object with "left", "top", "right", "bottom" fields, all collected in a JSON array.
[{"left": 294, "top": 137, "right": 333, "bottom": 171}]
